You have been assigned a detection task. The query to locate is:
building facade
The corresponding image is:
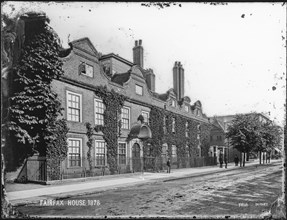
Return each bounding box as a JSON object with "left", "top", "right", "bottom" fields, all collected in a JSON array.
[
  {"left": 51, "top": 37, "right": 213, "bottom": 178},
  {"left": 209, "top": 118, "right": 226, "bottom": 163}
]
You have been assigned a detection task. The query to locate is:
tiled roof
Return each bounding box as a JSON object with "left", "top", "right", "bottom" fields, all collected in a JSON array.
[
  {"left": 99, "top": 53, "right": 133, "bottom": 66},
  {"left": 111, "top": 71, "right": 131, "bottom": 85},
  {"left": 151, "top": 92, "right": 169, "bottom": 101}
]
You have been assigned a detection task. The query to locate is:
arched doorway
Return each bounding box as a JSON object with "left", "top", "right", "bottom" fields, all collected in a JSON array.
[{"left": 132, "top": 143, "right": 141, "bottom": 172}]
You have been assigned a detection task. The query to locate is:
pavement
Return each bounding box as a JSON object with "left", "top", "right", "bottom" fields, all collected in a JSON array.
[{"left": 5, "top": 159, "right": 279, "bottom": 206}]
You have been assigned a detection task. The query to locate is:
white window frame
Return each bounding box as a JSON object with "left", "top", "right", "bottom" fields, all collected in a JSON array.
[
  {"left": 172, "top": 117, "right": 176, "bottom": 133},
  {"left": 162, "top": 144, "right": 167, "bottom": 156},
  {"left": 67, "top": 138, "right": 82, "bottom": 168},
  {"left": 185, "top": 121, "right": 189, "bottom": 137},
  {"left": 94, "top": 98, "right": 105, "bottom": 125},
  {"left": 118, "top": 142, "right": 127, "bottom": 165},
  {"left": 135, "top": 84, "right": 143, "bottom": 96},
  {"left": 172, "top": 145, "right": 177, "bottom": 158},
  {"left": 185, "top": 105, "right": 189, "bottom": 112},
  {"left": 171, "top": 99, "right": 176, "bottom": 107},
  {"left": 197, "top": 124, "right": 201, "bottom": 140},
  {"left": 80, "top": 63, "right": 94, "bottom": 78},
  {"left": 141, "top": 111, "right": 149, "bottom": 124},
  {"left": 121, "top": 106, "right": 130, "bottom": 130},
  {"left": 66, "top": 90, "right": 82, "bottom": 122},
  {"left": 95, "top": 140, "right": 106, "bottom": 166}
]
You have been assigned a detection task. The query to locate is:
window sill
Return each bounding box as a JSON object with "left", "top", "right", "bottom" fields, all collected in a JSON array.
[
  {"left": 67, "top": 166, "right": 82, "bottom": 169},
  {"left": 95, "top": 165, "right": 108, "bottom": 168}
]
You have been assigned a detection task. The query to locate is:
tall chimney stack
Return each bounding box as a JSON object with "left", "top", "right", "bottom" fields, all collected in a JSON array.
[
  {"left": 133, "top": 39, "right": 144, "bottom": 68},
  {"left": 173, "top": 61, "right": 184, "bottom": 100},
  {"left": 145, "top": 68, "right": 155, "bottom": 92}
]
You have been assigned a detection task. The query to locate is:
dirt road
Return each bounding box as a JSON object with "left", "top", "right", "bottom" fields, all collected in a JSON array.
[{"left": 16, "top": 162, "right": 283, "bottom": 217}]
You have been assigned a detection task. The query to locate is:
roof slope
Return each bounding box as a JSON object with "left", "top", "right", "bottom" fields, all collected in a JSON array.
[{"left": 111, "top": 71, "right": 131, "bottom": 85}]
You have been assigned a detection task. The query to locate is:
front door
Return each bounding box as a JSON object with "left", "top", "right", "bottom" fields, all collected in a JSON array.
[{"left": 132, "top": 143, "right": 141, "bottom": 172}]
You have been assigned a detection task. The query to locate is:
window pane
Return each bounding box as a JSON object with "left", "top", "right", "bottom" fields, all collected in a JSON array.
[
  {"left": 95, "top": 141, "right": 106, "bottom": 166},
  {"left": 135, "top": 85, "right": 143, "bottom": 95},
  {"left": 118, "top": 143, "right": 126, "bottom": 165},
  {"left": 85, "top": 64, "right": 93, "bottom": 77},
  {"left": 121, "top": 107, "right": 129, "bottom": 129},
  {"left": 68, "top": 139, "right": 81, "bottom": 167},
  {"left": 95, "top": 99, "right": 104, "bottom": 125},
  {"left": 67, "top": 92, "right": 81, "bottom": 122}
]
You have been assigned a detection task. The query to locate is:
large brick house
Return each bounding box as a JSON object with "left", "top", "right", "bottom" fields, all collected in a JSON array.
[{"left": 52, "top": 37, "right": 213, "bottom": 178}]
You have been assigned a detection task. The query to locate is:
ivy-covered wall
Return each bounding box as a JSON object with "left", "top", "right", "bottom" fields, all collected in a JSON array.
[
  {"left": 84, "top": 92, "right": 212, "bottom": 173},
  {"left": 86, "top": 85, "right": 126, "bottom": 174},
  {"left": 145, "top": 106, "right": 211, "bottom": 168}
]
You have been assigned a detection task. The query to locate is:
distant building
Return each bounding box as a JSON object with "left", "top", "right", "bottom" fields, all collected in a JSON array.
[
  {"left": 210, "top": 113, "right": 279, "bottom": 162},
  {"left": 209, "top": 118, "right": 226, "bottom": 163}
]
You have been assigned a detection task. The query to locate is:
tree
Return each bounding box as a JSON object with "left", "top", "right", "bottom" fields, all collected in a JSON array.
[
  {"left": 260, "top": 122, "right": 283, "bottom": 163},
  {"left": 226, "top": 114, "right": 261, "bottom": 167},
  {"left": 5, "top": 12, "right": 65, "bottom": 170},
  {"left": 2, "top": 11, "right": 66, "bottom": 218},
  {"left": 226, "top": 113, "right": 282, "bottom": 166}
]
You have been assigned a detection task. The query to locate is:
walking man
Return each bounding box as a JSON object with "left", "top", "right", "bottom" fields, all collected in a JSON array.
[
  {"left": 234, "top": 155, "right": 239, "bottom": 166},
  {"left": 219, "top": 151, "right": 223, "bottom": 168},
  {"left": 224, "top": 154, "right": 228, "bottom": 168},
  {"left": 167, "top": 158, "right": 171, "bottom": 173}
]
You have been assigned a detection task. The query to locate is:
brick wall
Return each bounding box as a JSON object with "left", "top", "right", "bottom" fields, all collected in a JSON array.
[{"left": 54, "top": 38, "right": 211, "bottom": 175}]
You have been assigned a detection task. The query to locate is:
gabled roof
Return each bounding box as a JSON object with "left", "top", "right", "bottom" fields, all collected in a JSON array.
[
  {"left": 69, "top": 37, "right": 99, "bottom": 57},
  {"left": 183, "top": 96, "right": 191, "bottom": 103},
  {"left": 194, "top": 100, "right": 202, "bottom": 107},
  {"left": 210, "top": 117, "right": 226, "bottom": 131}
]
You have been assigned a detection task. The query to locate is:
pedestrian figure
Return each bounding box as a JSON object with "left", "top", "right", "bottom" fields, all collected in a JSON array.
[
  {"left": 224, "top": 154, "right": 228, "bottom": 168},
  {"left": 234, "top": 155, "right": 239, "bottom": 166},
  {"left": 219, "top": 153, "right": 223, "bottom": 168},
  {"left": 167, "top": 158, "right": 171, "bottom": 173}
]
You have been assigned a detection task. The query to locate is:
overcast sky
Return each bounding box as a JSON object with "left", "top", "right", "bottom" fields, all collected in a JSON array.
[{"left": 3, "top": 2, "right": 286, "bottom": 126}]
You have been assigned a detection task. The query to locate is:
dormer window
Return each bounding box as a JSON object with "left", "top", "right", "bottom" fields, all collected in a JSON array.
[
  {"left": 79, "top": 62, "right": 93, "bottom": 77},
  {"left": 171, "top": 99, "right": 176, "bottom": 107},
  {"left": 135, "top": 84, "right": 143, "bottom": 96},
  {"left": 185, "top": 105, "right": 189, "bottom": 112}
]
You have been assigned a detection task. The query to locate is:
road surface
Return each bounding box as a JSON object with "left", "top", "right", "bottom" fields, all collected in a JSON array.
[{"left": 16, "top": 161, "right": 283, "bottom": 217}]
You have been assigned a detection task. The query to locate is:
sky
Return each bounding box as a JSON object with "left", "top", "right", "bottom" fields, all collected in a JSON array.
[{"left": 2, "top": 2, "right": 286, "bottom": 126}]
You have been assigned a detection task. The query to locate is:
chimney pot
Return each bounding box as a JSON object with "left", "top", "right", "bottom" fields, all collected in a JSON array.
[{"left": 133, "top": 39, "right": 143, "bottom": 67}]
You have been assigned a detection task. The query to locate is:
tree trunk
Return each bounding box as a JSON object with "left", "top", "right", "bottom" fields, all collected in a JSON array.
[
  {"left": 263, "top": 152, "right": 265, "bottom": 164},
  {"left": 243, "top": 152, "right": 246, "bottom": 167},
  {"left": 266, "top": 152, "right": 268, "bottom": 164},
  {"left": 259, "top": 151, "right": 262, "bottom": 164},
  {"left": 239, "top": 151, "right": 242, "bottom": 167},
  {"left": 246, "top": 152, "right": 249, "bottom": 161}
]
